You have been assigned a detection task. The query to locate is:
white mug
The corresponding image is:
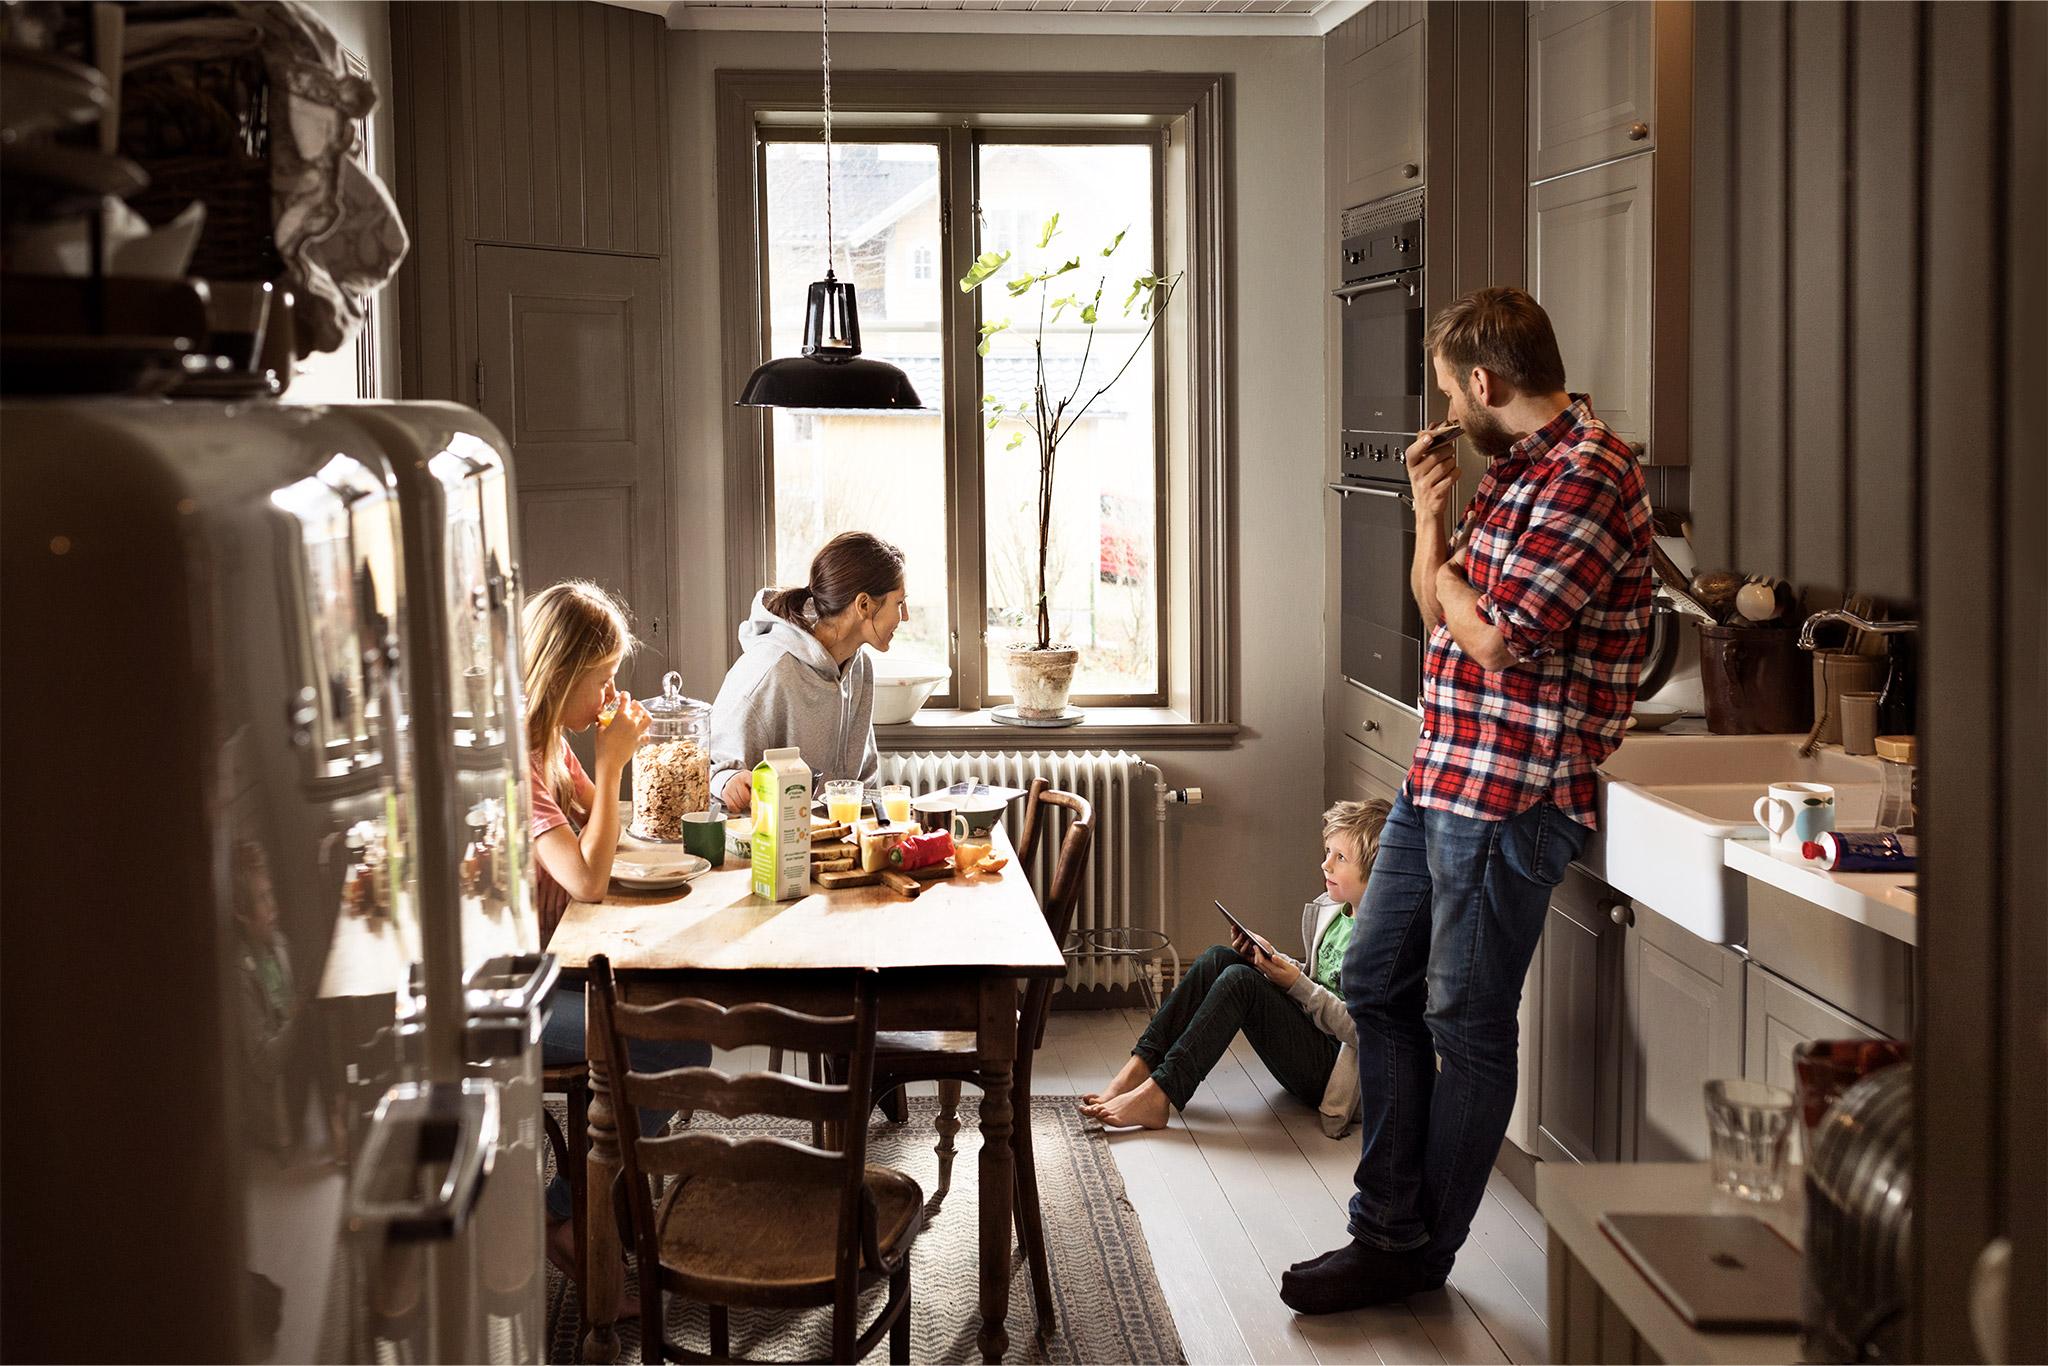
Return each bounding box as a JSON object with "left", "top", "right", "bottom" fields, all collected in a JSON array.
[{"left": 1754, "top": 782, "right": 1836, "bottom": 856}]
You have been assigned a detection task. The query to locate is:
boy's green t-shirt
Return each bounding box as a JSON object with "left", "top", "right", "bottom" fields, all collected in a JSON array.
[{"left": 1312, "top": 907, "right": 1355, "bottom": 992}]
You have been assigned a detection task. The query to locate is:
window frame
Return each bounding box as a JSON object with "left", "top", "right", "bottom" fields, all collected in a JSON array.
[{"left": 716, "top": 71, "right": 1234, "bottom": 735}]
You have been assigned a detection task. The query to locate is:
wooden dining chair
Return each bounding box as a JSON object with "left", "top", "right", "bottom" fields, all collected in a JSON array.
[
  {"left": 588, "top": 957, "right": 922, "bottom": 1365},
  {"left": 864, "top": 785, "right": 1094, "bottom": 1326}
]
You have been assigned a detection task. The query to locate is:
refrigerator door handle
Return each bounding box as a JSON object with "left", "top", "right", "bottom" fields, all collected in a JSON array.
[
  {"left": 464, "top": 952, "right": 561, "bottom": 1022},
  {"left": 347, "top": 1080, "right": 499, "bottom": 1242}
]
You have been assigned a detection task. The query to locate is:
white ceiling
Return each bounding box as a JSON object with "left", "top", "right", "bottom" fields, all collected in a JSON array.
[{"left": 604, "top": 0, "right": 1366, "bottom": 36}]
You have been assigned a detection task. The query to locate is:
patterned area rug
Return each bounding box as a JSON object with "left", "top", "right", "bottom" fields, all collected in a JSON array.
[{"left": 543, "top": 1096, "right": 1184, "bottom": 1364}]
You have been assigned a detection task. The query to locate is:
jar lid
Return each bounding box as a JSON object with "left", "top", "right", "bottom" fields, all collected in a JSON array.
[
  {"left": 641, "top": 670, "right": 709, "bottom": 723},
  {"left": 1875, "top": 735, "right": 1916, "bottom": 762}
]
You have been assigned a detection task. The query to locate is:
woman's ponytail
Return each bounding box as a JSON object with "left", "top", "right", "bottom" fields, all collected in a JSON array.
[{"left": 763, "top": 584, "right": 815, "bottom": 624}]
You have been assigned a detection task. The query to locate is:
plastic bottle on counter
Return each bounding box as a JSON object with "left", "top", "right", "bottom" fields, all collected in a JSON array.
[{"left": 1802, "top": 831, "right": 1919, "bottom": 872}]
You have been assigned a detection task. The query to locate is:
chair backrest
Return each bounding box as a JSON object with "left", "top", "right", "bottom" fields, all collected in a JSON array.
[
  {"left": 1016, "top": 789, "right": 1094, "bottom": 1053},
  {"left": 1014, "top": 776, "right": 1052, "bottom": 867},
  {"left": 587, "top": 958, "right": 884, "bottom": 1293}
]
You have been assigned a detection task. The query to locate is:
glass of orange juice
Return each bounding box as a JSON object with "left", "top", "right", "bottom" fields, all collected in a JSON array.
[
  {"left": 823, "top": 780, "right": 864, "bottom": 827},
  {"left": 879, "top": 783, "right": 913, "bottom": 825}
]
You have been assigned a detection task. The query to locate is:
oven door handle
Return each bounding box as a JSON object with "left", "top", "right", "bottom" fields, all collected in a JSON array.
[
  {"left": 1331, "top": 276, "right": 1411, "bottom": 301},
  {"left": 1328, "top": 481, "right": 1414, "bottom": 508}
]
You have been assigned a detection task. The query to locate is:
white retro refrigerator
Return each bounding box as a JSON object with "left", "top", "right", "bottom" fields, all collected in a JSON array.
[{"left": 1, "top": 398, "right": 554, "bottom": 1363}]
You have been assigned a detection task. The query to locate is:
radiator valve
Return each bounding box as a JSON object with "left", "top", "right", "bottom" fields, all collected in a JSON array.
[{"left": 1167, "top": 786, "right": 1203, "bottom": 805}]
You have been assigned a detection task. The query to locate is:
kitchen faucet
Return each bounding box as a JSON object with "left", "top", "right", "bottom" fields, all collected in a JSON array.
[{"left": 1796, "top": 608, "right": 1920, "bottom": 650}]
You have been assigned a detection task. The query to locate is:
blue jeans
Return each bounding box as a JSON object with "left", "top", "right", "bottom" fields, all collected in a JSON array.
[
  {"left": 1341, "top": 790, "right": 1589, "bottom": 1277},
  {"left": 540, "top": 984, "right": 709, "bottom": 1221},
  {"left": 1134, "top": 944, "right": 1340, "bottom": 1111}
]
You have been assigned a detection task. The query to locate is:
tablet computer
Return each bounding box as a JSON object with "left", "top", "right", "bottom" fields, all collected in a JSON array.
[
  {"left": 1214, "top": 899, "right": 1265, "bottom": 953},
  {"left": 1601, "top": 1213, "right": 1804, "bottom": 1332}
]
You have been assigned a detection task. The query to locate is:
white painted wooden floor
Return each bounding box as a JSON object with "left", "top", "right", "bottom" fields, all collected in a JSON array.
[
  {"left": 1038, "top": 1007, "right": 1552, "bottom": 1366},
  {"left": 709, "top": 1006, "right": 1551, "bottom": 1365}
]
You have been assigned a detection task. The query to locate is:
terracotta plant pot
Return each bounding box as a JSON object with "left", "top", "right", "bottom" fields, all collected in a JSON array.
[{"left": 1005, "top": 644, "right": 1079, "bottom": 718}]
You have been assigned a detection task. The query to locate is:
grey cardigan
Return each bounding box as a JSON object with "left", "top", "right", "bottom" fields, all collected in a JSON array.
[{"left": 1275, "top": 894, "right": 1363, "bottom": 1138}]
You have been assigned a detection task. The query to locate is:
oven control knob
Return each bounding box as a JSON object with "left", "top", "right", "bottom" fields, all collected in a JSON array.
[{"left": 1344, "top": 249, "right": 1364, "bottom": 265}]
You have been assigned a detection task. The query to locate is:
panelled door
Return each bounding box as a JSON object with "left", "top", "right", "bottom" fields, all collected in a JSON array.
[{"left": 475, "top": 244, "right": 673, "bottom": 728}]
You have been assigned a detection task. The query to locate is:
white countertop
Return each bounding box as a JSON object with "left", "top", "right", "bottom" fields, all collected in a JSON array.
[
  {"left": 1723, "top": 837, "right": 1918, "bottom": 946},
  {"left": 1538, "top": 1160, "right": 1806, "bottom": 1366}
]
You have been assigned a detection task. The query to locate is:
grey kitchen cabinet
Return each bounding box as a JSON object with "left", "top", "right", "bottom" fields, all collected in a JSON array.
[
  {"left": 1743, "top": 961, "right": 1886, "bottom": 1095},
  {"left": 1535, "top": 865, "right": 1627, "bottom": 1165},
  {"left": 1528, "top": 0, "right": 1654, "bottom": 181},
  {"left": 1619, "top": 904, "right": 1745, "bottom": 1163},
  {"left": 1334, "top": 733, "right": 1406, "bottom": 810},
  {"left": 1338, "top": 22, "right": 1425, "bottom": 209},
  {"left": 1529, "top": 151, "right": 1653, "bottom": 447}
]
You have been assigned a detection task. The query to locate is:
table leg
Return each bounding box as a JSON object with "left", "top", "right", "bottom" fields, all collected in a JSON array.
[
  {"left": 977, "top": 982, "right": 1019, "bottom": 1363},
  {"left": 580, "top": 991, "right": 623, "bottom": 1364}
]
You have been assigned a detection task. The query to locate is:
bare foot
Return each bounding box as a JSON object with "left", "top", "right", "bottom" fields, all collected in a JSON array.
[
  {"left": 547, "top": 1216, "right": 626, "bottom": 1322},
  {"left": 1080, "top": 1054, "right": 1152, "bottom": 1108},
  {"left": 1081, "top": 1077, "right": 1173, "bottom": 1129}
]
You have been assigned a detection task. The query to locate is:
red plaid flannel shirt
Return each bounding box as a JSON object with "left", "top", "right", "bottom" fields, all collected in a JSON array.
[{"left": 1407, "top": 396, "right": 1653, "bottom": 830}]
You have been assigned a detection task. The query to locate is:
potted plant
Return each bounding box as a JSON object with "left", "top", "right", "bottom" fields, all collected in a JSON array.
[{"left": 960, "top": 214, "right": 1182, "bottom": 718}]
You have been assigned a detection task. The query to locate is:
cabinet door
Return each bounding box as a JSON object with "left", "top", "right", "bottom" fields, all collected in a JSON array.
[
  {"left": 1536, "top": 867, "right": 1625, "bottom": 1164},
  {"left": 1744, "top": 962, "right": 1886, "bottom": 1093},
  {"left": 1529, "top": 0, "right": 1654, "bottom": 180},
  {"left": 1529, "top": 153, "right": 1653, "bottom": 446},
  {"left": 1339, "top": 23, "right": 1424, "bottom": 208},
  {"left": 1621, "top": 905, "right": 1745, "bottom": 1162}
]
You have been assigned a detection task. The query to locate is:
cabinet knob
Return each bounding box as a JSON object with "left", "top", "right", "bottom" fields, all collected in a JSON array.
[
  {"left": 1603, "top": 899, "right": 1634, "bottom": 927},
  {"left": 1401, "top": 162, "right": 1421, "bottom": 179},
  {"left": 1364, "top": 719, "right": 1381, "bottom": 733},
  {"left": 1627, "top": 122, "right": 1650, "bottom": 141}
]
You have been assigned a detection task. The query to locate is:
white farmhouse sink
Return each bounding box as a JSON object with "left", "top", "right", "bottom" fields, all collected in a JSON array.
[{"left": 1580, "top": 734, "right": 1884, "bottom": 943}]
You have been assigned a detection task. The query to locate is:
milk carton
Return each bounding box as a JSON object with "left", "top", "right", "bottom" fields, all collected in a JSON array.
[{"left": 750, "top": 746, "right": 812, "bottom": 900}]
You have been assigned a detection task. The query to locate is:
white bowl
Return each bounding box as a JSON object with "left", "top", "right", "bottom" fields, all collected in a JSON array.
[
  {"left": 1630, "top": 701, "right": 1685, "bottom": 731},
  {"left": 870, "top": 667, "right": 949, "bottom": 724}
]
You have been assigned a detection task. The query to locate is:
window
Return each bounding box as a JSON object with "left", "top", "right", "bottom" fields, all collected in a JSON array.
[{"left": 720, "top": 73, "right": 1232, "bottom": 727}]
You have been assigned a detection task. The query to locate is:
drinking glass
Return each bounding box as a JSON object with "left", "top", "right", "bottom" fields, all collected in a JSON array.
[
  {"left": 1704, "top": 1078, "right": 1794, "bottom": 1202},
  {"left": 822, "top": 779, "right": 864, "bottom": 827},
  {"left": 879, "top": 783, "right": 913, "bottom": 825}
]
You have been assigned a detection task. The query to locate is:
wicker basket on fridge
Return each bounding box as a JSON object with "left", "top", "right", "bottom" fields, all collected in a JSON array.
[{"left": 118, "top": 30, "right": 281, "bottom": 282}]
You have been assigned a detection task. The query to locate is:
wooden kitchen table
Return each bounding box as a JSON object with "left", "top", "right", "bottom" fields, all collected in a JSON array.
[{"left": 546, "top": 826, "right": 1065, "bottom": 1364}]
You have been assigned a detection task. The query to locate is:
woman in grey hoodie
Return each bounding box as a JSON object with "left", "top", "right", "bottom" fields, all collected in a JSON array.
[{"left": 709, "top": 531, "right": 908, "bottom": 811}]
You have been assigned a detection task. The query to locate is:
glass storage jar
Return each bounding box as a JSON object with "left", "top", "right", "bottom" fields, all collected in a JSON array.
[
  {"left": 1874, "top": 735, "right": 1917, "bottom": 833},
  {"left": 630, "top": 671, "right": 712, "bottom": 842}
]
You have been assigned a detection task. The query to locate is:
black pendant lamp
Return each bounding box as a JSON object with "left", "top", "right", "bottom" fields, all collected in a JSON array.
[{"left": 735, "top": 0, "right": 924, "bottom": 411}]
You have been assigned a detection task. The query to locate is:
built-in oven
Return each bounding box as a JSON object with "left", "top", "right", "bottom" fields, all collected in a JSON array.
[
  {"left": 1333, "top": 187, "right": 1429, "bottom": 707},
  {"left": 1331, "top": 479, "right": 1423, "bottom": 706},
  {"left": 1336, "top": 189, "right": 1426, "bottom": 484}
]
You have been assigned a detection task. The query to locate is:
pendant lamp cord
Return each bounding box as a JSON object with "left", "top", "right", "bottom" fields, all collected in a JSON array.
[{"left": 820, "top": 0, "right": 835, "bottom": 275}]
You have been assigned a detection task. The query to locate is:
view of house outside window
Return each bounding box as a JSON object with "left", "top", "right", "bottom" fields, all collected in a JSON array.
[
  {"left": 763, "top": 141, "right": 952, "bottom": 674},
  {"left": 761, "top": 137, "right": 1162, "bottom": 704}
]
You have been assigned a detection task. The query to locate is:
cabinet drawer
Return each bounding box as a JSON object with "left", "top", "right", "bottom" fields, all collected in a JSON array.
[
  {"left": 1336, "top": 733, "right": 1407, "bottom": 807},
  {"left": 1338, "top": 679, "right": 1421, "bottom": 768},
  {"left": 1745, "top": 881, "right": 1913, "bottom": 1040}
]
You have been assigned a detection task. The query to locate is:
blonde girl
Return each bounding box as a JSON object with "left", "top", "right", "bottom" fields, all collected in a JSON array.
[{"left": 522, "top": 581, "right": 706, "bottom": 1309}]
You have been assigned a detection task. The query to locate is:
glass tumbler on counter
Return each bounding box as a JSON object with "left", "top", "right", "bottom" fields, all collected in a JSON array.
[
  {"left": 823, "top": 779, "right": 865, "bottom": 827},
  {"left": 630, "top": 671, "right": 711, "bottom": 842},
  {"left": 1705, "top": 1078, "right": 1795, "bottom": 1202},
  {"left": 878, "top": 783, "right": 913, "bottom": 825}
]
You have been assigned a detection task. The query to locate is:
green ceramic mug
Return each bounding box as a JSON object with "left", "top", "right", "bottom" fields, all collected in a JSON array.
[{"left": 681, "top": 810, "right": 725, "bottom": 869}]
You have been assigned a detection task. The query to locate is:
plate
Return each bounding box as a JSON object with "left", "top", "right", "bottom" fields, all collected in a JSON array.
[
  {"left": 989, "top": 703, "right": 1084, "bottom": 728},
  {"left": 611, "top": 850, "right": 710, "bottom": 891},
  {"left": 1630, "top": 702, "right": 1685, "bottom": 732}
]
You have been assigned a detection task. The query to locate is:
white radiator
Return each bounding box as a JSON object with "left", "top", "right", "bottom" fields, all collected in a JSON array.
[{"left": 875, "top": 750, "right": 1168, "bottom": 992}]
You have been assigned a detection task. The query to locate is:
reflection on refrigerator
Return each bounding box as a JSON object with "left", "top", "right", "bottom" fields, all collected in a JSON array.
[{"left": 1, "top": 398, "right": 547, "bottom": 1364}]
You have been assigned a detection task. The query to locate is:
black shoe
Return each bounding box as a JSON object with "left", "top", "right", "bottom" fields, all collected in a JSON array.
[
  {"left": 1279, "top": 1239, "right": 1437, "bottom": 1315},
  {"left": 1285, "top": 1244, "right": 1347, "bottom": 1277}
]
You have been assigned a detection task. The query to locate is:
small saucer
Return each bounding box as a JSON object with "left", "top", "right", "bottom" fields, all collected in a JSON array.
[{"left": 989, "top": 703, "right": 1084, "bottom": 728}]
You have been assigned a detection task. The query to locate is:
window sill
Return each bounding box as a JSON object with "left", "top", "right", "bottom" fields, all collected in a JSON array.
[{"left": 876, "top": 708, "right": 1241, "bottom": 752}]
